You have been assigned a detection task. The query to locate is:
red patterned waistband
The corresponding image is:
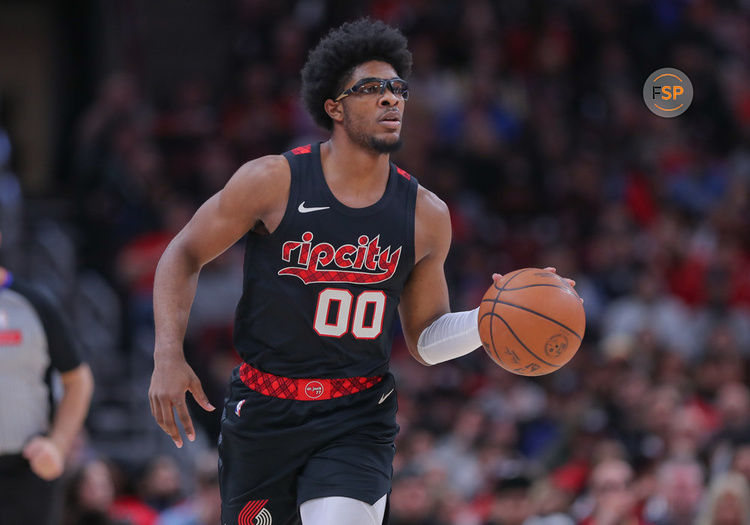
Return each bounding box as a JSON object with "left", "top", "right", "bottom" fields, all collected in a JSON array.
[{"left": 239, "top": 363, "right": 383, "bottom": 401}]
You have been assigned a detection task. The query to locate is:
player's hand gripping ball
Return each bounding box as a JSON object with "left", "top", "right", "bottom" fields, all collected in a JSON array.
[{"left": 478, "top": 268, "right": 585, "bottom": 376}]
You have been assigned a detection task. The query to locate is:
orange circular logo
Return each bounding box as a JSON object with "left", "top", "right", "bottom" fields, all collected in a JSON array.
[{"left": 643, "top": 67, "right": 693, "bottom": 117}]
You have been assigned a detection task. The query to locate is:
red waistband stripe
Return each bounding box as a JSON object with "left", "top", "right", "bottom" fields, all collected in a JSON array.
[{"left": 239, "top": 363, "right": 383, "bottom": 401}]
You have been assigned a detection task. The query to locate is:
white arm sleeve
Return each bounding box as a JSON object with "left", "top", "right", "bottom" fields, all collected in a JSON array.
[{"left": 416, "top": 307, "right": 482, "bottom": 365}]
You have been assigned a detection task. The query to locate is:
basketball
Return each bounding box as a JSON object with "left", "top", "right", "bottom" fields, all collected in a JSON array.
[{"left": 478, "top": 268, "right": 585, "bottom": 376}]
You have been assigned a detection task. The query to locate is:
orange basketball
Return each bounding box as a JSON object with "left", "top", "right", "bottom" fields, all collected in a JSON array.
[{"left": 478, "top": 268, "right": 585, "bottom": 376}]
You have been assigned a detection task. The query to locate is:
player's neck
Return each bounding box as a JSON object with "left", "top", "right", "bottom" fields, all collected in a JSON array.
[
  {"left": 323, "top": 135, "right": 390, "bottom": 177},
  {"left": 320, "top": 138, "right": 391, "bottom": 204}
]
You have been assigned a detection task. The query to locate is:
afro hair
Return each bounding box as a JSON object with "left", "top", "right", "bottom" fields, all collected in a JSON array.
[{"left": 301, "top": 18, "right": 412, "bottom": 131}]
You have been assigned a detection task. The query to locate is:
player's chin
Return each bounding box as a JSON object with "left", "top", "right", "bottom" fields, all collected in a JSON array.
[{"left": 368, "top": 133, "right": 402, "bottom": 154}]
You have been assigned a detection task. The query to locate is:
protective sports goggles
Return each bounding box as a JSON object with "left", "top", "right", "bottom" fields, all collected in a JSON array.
[{"left": 334, "top": 77, "right": 410, "bottom": 101}]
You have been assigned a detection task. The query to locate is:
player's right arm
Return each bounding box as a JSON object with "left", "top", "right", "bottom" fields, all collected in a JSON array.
[{"left": 149, "top": 155, "right": 290, "bottom": 448}]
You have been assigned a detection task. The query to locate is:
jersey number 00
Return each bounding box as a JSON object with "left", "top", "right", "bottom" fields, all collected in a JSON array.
[{"left": 313, "top": 289, "right": 386, "bottom": 339}]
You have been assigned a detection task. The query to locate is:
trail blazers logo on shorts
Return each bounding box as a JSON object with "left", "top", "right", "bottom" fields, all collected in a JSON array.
[
  {"left": 238, "top": 499, "right": 272, "bottom": 525},
  {"left": 279, "top": 232, "right": 401, "bottom": 284}
]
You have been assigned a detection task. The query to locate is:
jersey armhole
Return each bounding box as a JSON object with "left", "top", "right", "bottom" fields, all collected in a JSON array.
[
  {"left": 265, "top": 153, "right": 299, "bottom": 238},
  {"left": 407, "top": 177, "right": 419, "bottom": 267}
]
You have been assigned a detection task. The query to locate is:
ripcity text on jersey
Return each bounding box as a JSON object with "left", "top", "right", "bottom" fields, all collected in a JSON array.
[{"left": 233, "top": 142, "right": 418, "bottom": 378}]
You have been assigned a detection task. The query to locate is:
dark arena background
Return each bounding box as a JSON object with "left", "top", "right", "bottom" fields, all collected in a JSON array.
[{"left": 1, "top": 0, "right": 750, "bottom": 523}]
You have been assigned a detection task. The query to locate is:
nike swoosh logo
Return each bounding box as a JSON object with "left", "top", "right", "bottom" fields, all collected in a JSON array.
[
  {"left": 298, "top": 202, "right": 330, "bottom": 213},
  {"left": 378, "top": 388, "right": 394, "bottom": 405}
]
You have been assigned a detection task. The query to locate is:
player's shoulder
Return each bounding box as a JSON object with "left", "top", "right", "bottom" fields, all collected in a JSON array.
[
  {"left": 224, "top": 155, "right": 290, "bottom": 197},
  {"left": 414, "top": 184, "right": 451, "bottom": 260},
  {"left": 415, "top": 184, "right": 450, "bottom": 223},
  {"left": 233, "top": 154, "right": 290, "bottom": 185},
  {"left": 219, "top": 155, "right": 291, "bottom": 216}
]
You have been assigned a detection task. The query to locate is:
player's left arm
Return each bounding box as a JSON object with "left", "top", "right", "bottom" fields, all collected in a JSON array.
[
  {"left": 399, "top": 187, "right": 580, "bottom": 367},
  {"left": 399, "top": 187, "right": 480, "bottom": 365}
]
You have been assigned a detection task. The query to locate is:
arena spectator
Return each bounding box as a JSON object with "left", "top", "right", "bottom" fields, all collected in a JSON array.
[
  {"left": 157, "top": 451, "right": 221, "bottom": 525},
  {"left": 644, "top": 459, "right": 705, "bottom": 525},
  {"left": 64, "top": 459, "right": 132, "bottom": 525},
  {"left": 695, "top": 472, "right": 750, "bottom": 525},
  {"left": 578, "top": 459, "right": 645, "bottom": 525}
]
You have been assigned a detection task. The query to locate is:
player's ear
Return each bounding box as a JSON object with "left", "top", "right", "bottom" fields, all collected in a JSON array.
[{"left": 324, "top": 99, "right": 344, "bottom": 124}]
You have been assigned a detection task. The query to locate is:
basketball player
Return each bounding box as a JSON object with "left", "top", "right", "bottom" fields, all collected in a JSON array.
[{"left": 149, "top": 18, "right": 573, "bottom": 525}]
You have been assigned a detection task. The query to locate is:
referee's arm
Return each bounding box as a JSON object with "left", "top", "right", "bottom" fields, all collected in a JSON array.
[
  {"left": 51, "top": 364, "right": 94, "bottom": 455},
  {"left": 23, "top": 364, "right": 94, "bottom": 480},
  {"left": 19, "top": 284, "right": 94, "bottom": 480}
]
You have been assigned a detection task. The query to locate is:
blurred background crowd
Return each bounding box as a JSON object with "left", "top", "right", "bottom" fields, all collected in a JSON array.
[{"left": 1, "top": 0, "right": 750, "bottom": 523}]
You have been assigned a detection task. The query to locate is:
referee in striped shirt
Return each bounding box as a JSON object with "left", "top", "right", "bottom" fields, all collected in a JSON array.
[{"left": 0, "top": 231, "right": 94, "bottom": 525}]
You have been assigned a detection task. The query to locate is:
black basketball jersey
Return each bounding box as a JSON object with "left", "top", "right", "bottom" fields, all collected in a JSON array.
[{"left": 233, "top": 142, "right": 418, "bottom": 378}]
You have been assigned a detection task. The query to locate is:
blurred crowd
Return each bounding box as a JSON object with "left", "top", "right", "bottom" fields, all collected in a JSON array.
[{"left": 3, "top": 0, "right": 750, "bottom": 524}]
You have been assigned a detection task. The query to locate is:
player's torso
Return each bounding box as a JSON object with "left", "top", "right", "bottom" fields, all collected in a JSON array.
[{"left": 233, "top": 142, "right": 418, "bottom": 378}]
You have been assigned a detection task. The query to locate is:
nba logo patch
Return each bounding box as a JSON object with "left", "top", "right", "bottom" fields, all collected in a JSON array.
[
  {"left": 0, "top": 330, "right": 22, "bottom": 345},
  {"left": 235, "top": 399, "right": 246, "bottom": 417}
]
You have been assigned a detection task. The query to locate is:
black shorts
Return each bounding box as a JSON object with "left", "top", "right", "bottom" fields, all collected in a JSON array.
[
  {"left": 0, "top": 453, "right": 62, "bottom": 525},
  {"left": 218, "top": 366, "right": 398, "bottom": 525}
]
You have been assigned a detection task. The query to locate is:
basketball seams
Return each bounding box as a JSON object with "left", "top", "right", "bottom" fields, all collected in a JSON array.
[
  {"left": 485, "top": 286, "right": 503, "bottom": 364},
  {"left": 487, "top": 269, "right": 549, "bottom": 370},
  {"left": 493, "top": 268, "right": 532, "bottom": 292},
  {"left": 491, "top": 300, "right": 583, "bottom": 340},
  {"left": 480, "top": 315, "right": 503, "bottom": 364},
  {"left": 479, "top": 311, "right": 558, "bottom": 369},
  {"left": 501, "top": 283, "right": 577, "bottom": 295}
]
